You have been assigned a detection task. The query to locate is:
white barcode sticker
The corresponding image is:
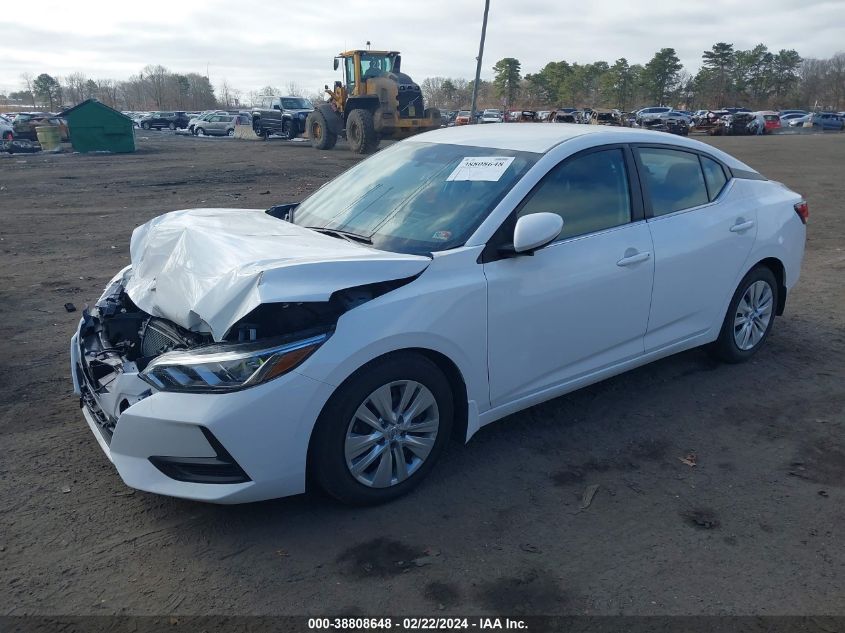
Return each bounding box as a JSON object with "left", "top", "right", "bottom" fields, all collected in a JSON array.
[{"left": 446, "top": 156, "right": 515, "bottom": 182}]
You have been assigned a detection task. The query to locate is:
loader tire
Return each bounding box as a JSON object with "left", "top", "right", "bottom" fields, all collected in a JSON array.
[
  {"left": 308, "top": 110, "right": 337, "bottom": 150},
  {"left": 347, "top": 109, "right": 379, "bottom": 154}
]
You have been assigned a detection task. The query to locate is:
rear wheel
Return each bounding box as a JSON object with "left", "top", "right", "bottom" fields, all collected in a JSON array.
[
  {"left": 168, "top": 122, "right": 176, "bottom": 130},
  {"left": 346, "top": 108, "right": 379, "bottom": 154},
  {"left": 711, "top": 266, "right": 778, "bottom": 363},
  {"left": 141, "top": 122, "right": 150, "bottom": 130},
  {"left": 307, "top": 110, "right": 337, "bottom": 150},
  {"left": 310, "top": 353, "right": 453, "bottom": 505},
  {"left": 226, "top": 128, "right": 235, "bottom": 137}
]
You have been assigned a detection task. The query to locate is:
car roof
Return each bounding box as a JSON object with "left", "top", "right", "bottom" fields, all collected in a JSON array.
[{"left": 406, "top": 124, "right": 757, "bottom": 172}]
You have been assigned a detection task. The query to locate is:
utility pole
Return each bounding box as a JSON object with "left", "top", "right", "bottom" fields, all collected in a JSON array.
[{"left": 470, "top": 0, "right": 490, "bottom": 124}]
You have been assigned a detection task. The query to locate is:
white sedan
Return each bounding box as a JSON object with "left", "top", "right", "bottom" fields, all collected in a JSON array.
[{"left": 71, "top": 125, "right": 807, "bottom": 504}]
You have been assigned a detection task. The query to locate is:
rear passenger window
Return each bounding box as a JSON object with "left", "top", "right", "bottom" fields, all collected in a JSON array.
[
  {"left": 700, "top": 156, "right": 728, "bottom": 200},
  {"left": 518, "top": 148, "right": 631, "bottom": 241},
  {"left": 637, "top": 148, "right": 709, "bottom": 216}
]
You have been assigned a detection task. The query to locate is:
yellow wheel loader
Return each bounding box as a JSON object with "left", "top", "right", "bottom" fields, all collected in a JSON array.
[{"left": 306, "top": 50, "right": 441, "bottom": 154}]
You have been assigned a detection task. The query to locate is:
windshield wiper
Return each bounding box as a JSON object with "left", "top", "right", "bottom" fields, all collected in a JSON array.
[{"left": 304, "top": 226, "right": 373, "bottom": 245}]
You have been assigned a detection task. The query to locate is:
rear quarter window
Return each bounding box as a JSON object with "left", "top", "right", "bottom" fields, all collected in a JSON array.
[
  {"left": 637, "top": 147, "right": 709, "bottom": 216},
  {"left": 700, "top": 156, "right": 729, "bottom": 200}
]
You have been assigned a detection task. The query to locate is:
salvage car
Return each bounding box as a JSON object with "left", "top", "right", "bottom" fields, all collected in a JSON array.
[
  {"left": 139, "top": 111, "right": 190, "bottom": 130},
  {"left": 0, "top": 116, "right": 13, "bottom": 141},
  {"left": 187, "top": 110, "right": 227, "bottom": 135},
  {"left": 454, "top": 110, "right": 472, "bottom": 126},
  {"left": 71, "top": 125, "right": 807, "bottom": 505},
  {"left": 480, "top": 109, "right": 503, "bottom": 123},
  {"left": 788, "top": 112, "right": 845, "bottom": 131},
  {"left": 194, "top": 113, "right": 241, "bottom": 137},
  {"left": 251, "top": 95, "right": 314, "bottom": 139}
]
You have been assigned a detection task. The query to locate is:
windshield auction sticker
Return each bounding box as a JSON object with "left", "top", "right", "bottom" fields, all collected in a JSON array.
[{"left": 446, "top": 157, "right": 515, "bottom": 182}]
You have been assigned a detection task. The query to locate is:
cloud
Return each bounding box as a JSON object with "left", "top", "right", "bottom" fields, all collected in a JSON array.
[{"left": 1, "top": 0, "right": 842, "bottom": 95}]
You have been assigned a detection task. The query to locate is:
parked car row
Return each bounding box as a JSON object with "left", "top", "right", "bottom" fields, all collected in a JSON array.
[
  {"left": 0, "top": 111, "right": 70, "bottom": 142},
  {"left": 436, "top": 104, "right": 843, "bottom": 137}
]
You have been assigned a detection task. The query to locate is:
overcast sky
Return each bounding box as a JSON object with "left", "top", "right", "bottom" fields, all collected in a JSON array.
[{"left": 2, "top": 0, "right": 842, "bottom": 97}]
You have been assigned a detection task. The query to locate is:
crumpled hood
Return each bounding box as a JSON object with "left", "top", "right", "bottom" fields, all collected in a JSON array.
[{"left": 124, "top": 208, "right": 431, "bottom": 341}]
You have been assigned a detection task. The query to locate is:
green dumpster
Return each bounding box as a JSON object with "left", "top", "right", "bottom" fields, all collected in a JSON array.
[{"left": 60, "top": 99, "right": 135, "bottom": 153}]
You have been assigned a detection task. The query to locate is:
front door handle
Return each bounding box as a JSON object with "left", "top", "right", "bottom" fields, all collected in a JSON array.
[
  {"left": 616, "top": 251, "right": 651, "bottom": 267},
  {"left": 730, "top": 219, "right": 755, "bottom": 233}
]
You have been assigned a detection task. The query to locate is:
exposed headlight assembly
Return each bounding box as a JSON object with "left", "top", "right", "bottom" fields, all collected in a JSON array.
[{"left": 140, "top": 333, "right": 328, "bottom": 393}]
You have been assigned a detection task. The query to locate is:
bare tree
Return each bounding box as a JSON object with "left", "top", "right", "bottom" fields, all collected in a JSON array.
[
  {"left": 143, "top": 64, "right": 168, "bottom": 109},
  {"left": 20, "top": 72, "right": 36, "bottom": 106},
  {"left": 285, "top": 81, "right": 304, "bottom": 96}
]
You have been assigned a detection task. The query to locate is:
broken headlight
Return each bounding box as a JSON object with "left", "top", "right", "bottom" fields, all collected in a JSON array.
[{"left": 139, "top": 333, "right": 328, "bottom": 393}]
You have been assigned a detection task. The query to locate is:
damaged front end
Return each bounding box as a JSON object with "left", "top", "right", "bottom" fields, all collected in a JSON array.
[{"left": 73, "top": 267, "right": 402, "bottom": 446}]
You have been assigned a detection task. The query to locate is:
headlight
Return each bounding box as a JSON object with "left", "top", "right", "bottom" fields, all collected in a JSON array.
[{"left": 140, "top": 333, "right": 328, "bottom": 393}]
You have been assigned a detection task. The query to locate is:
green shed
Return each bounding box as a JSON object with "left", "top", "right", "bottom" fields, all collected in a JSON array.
[{"left": 60, "top": 99, "right": 135, "bottom": 153}]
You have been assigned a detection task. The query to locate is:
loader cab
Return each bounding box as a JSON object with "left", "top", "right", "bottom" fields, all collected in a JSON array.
[{"left": 336, "top": 50, "right": 401, "bottom": 97}]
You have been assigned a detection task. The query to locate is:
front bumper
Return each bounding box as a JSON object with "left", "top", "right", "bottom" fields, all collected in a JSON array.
[{"left": 70, "top": 322, "right": 335, "bottom": 504}]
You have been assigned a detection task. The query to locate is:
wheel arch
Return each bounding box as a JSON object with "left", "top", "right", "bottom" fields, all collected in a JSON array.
[
  {"left": 750, "top": 256, "right": 787, "bottom": 315},
  {"left": 314, "top": 103, "right": 344, "bottom": 135},
  {"left": 345, "top": 95, "right": 380, "bottom": 118},
  {"left": 305, "top": 347, "right": 471, "bottom": 478}
]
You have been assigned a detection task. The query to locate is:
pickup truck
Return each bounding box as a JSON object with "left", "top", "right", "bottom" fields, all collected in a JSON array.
[{"left": 250, "top": 96, "right": 314, "bottom": 139}]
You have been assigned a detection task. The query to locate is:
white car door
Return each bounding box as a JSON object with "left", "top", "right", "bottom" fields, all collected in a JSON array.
[
  {"left": 484, "top": 146, "right": 655, "bottom": 407},
  {"left": 635, "top": 146, "right": 757, "bottom": 351}
]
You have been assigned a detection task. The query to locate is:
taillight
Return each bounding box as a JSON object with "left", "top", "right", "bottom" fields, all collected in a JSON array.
[{"left": 794, "top": 201, "right": 809, "bottom": 224}]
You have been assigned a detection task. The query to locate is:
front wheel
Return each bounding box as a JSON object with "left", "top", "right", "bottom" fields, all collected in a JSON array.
[
  {"left": 195, "top": 127, "right": 205, "bottom": 136},
  {"left": 310, "top": 353, "right": 453, "bottom": 505},
  {"left": 141, "top": 122, "right": 150, "bottom": 130},
  {"left": 168, "top": 122, "right": 176, "bottom": 130},
  {"left": 307, "top": 110, "right": 337, "bottom": 150},
  {"left": 346, "top": 108, "right": 379, "bottom": 154},
  {"left": 711, "top": 266, "right": 778, "bottom": 363}
]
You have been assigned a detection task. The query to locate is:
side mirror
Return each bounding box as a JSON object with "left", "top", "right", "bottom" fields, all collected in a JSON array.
[
  {"left": 265, "top": 203, "right": 299, "bottom": 222},
  {"left": 333, "top": 58, "right": 339, "bottom": 71},
  {"left": 511, "top": 213, "right": 563, "bottom": 254}
]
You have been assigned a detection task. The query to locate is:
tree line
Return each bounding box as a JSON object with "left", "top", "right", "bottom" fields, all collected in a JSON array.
[
  {"left": 421, "top": 43, "right": 845, "bottom": 112},
  {"left": 3, "top": 65, "right": 219, "bottom": 112}
]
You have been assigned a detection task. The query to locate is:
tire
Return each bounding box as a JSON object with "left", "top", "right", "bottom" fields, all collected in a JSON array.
[
  {"left": 195, "top": 127, "right": 204, "bottom": 136},
  {"left": 226, "top": 128, "right": 235, "bottom": 137},
  {"left": 346, "top": 108, "right": 379, "bottom": 154},
  {"left": 168, "top": 122, "right": 176, "bottom": 130},
  {"left": 711, "top": 266, "right": 778, "bottom": 363},
  {"left": 307, "top": 110, "right": 337, "bottom": 150},
  {"left": 141, "top": 122, "right": 150, "bottom": 130},
  {"left": 310, "top": 353, "right": 454, "bottom": 505},
  {"left": 282, "top": 119, "right": 292, "bottom": 139}
]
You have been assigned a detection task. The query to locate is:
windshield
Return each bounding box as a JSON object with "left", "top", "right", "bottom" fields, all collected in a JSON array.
[
  {"left": 292, "top": 141, "right": 540, "bottom": 255},
  {"left": 281, "top": 98, "right": 312, "bottom": 109},
  {"left": 360, "top": 53, "right": 398, "bottom": 76}
]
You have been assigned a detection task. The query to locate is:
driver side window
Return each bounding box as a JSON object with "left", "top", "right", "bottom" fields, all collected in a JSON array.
[{"left": 518, "top": 148, "right": 632, "bottom": 242}]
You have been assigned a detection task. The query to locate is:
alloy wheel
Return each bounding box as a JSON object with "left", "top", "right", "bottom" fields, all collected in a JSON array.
[
  {"left": 344, "top": 380, "right": 440, "bottom": 488},
  {"left": 733, "top": 280, "right": 773, "bottom": 350}
]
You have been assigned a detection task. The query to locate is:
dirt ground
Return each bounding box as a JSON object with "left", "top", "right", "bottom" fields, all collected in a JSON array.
[{"left": 0, "top": 130, "right": 843, "bottom": 617}]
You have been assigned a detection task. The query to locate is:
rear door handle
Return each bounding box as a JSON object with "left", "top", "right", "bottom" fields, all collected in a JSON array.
[
  {"left": 730, "top": 220, "right": 755, "bottom": 233},
  {"left": 616, "top": 251, "right": 651, "bottom": 267}
]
